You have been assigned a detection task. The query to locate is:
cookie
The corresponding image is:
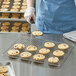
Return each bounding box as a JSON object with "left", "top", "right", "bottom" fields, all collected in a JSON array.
[
  {"left": 3, "top": 2, "right": 10, "bottom": 5},
  {"left": 58, "top": 43, "right": 69, "bottom": 50},
  {"left": 14, "top": 43, "right": 25, "bottom": 50},
  {"left": 32, "top": 31, "right": 43, "bottom": 36},
  {"left": 14, "top": 22, "right": 21, "bottom": 26},
  {"left": 1, "top": 16, "right": 9, "bottom": 18},
  {"left": 44, "top": 42, "right": 55, "bottom": 48},
  {"left": 0, "top": 73, "right": 10, "bottom": 76},
  {"left": 21, "top": 27, "right": 29, "bottom": 31},
  {"left": 2, "top": 22, "right": 10, "bottom": 26},
  {"left": 13, "top": 2, "right": 21, "bottom": 5},
  {"left": 22, "top": 23, "right": 29, "bottom": 27},
  {"left": 53, "top": 50, "right": 65, "bottom": 57},
  {"left": 0, "top": 66, "right": 8, "bottom": 73},
  {"left": 8, "top": 49, "right": 20, "bottom": 56},
  {"left": 1, "top": 26, "right": 9, "bottom": 30},
  {"left": 12, "top": 13, "right": 20, "bottom": 16},
  {"left": 12, "top": 6, "right": 20, "bottom": 9},
  {"left": 39, "top": 48, "right": 50, "bottom": 55},
  {"left": 33, "top": 54, "right": 45, "bottom": 61},
  {"left": 48, "top": 57, "right": 59, "bottom": 63},
  {"left": 20, "top": 52, "right": 32, "bottom": 58},
  {"left": 1, "top": 30, "right": 8, "bottom": 32},
  {"left": 2, "top": 13, "right": 10, "bottom": 16},
  {"left": 26, "top": 45, "right": 37, "bottom": 52},
  {"left": 0, "top": 9, "right": 8, "bottom": 11},
  {"left": 12, "top": 26, "right": 19, "bottom": 30},
  {"left": 1, "top": 5, "right": 9, "bottom": 8}
]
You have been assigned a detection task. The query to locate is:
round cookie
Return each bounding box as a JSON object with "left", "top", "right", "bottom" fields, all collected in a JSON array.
[
  {"left": 12, "top": 26, "right": 19, "bottom": 30},
  {"left": 44, "top": 42, "right": 55, "bottom": 48},
  {"left": 14, "top": 43, "right": 25, "bottom": 50},
  {"left": 53, "top": 50, "right": 65, "bottom": 57},
  {"left": 2, "top": 22, "right": 10, "bottom": 26},
  {"left": 14, "top": 22, "right": 21, "bottom": 26},
  {"left": 8, "top": 49, "right": 20, "bottom": 56},
  {"left": 12, "top": 6, "right": 20, "bottom": 9},
  {"left": 39, "top": 48, "right": 50, "bottom": 55},
  {"left": 1, "top": 30, "right": 8, "bottom": 32},
  {"left": 0, "top": 9, "right": 8, "bottom": 11},
  {"left": 22, "top": 23, "right": 29, "bottom": 27},
  {"left": 32, "top": 31, "right": 43, "bottom": 36},
  {"left": 20, "top": 52, "right": 32, "bottom": 58},
  {"left": 0, "top": 73, "right": 10, "bottom": 76},
  {"left": 26, "top": 45, "right": 37, "bottom": 52},
  {"left": 3, "top": 2, "right": 10, "bottom": 5},
  {"left": 0, "top": 66, "right": 8, "bottom": 73},
  {"left": 33, "top": 54, "right": 45, "bottom": 61},
  {"left": 58, "top": 43, "right": 69, "bottom": 50},
  {"left": 48, "top": 57, "right": 59, "bottom": 64}
]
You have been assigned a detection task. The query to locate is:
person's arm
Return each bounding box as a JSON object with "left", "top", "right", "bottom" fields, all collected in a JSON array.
[
  {"left": 27, "top": 0, "right": 34, "bottom": 7},
  {"left": 24, "top": 0, "right": 35, "bottom": 23}
]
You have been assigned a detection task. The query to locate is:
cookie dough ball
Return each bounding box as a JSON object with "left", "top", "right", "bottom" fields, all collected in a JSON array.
[
  {"left": 20, "top": 52, "right": 32, "bottom": 58},
  {"left": 32, "top": 31, "right": 43, "bottom": 36},
  {"left": 0, "top": 66, "right": 8, "bottom": 73},
  {"left": 58, "top": 43, "right": 69, "bottom": 50},
  {"left": 33, "top": 54, "right": 45, "bottom": 61},
  {"left": 53, "top": 50, "right": 64, "bottom": 57},
  {"left": 44, "top": 42, "right": 55, "bottom": 48},
  {"left": 39, "top": 48, "right": 50, "bottom": 55},
  {"left": 48, "top": 57, "right": 59, "bottom": 64},
  {"left": 8, "top": 49, "right": 20, "bottom": 56},
  {"left": 14, "top": 43, "right": 25, "bottom": 50},
  {"left": 26, "top": 45, "right": 37, "bottom": 52}
]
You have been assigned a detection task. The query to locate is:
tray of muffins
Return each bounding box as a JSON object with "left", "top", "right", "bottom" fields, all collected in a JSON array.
[
  {"left": 0, "top": 61, "right": 15, "bottom": 76},
  {"left": 0, "top": 0, "right": 27, "bottom": 13},
  {"left": 0, "top": 21, "right": 31, "bottom": 33},
  {"left": 3, "top": 35, "right": 74, "bottom": 67}
]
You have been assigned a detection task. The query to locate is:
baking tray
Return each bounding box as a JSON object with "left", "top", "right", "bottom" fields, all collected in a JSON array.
[
  {"left": 0, "top": 0, "right": 27, "bottom": 13},
  {"left": 0, "top": 13, "right": 25, "bottom": 20},
  {"left": 3, "top": 36, "right": 74, "bottom": 67},
  {"left": 0, "top": 20, "right": 31, "bottom": 33},
  {"left": 0, "top": 61, "right": 15, "bottom": 76}
]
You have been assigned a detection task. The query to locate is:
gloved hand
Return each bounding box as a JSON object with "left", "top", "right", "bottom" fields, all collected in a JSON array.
[{"left": 24, "top": 7, "right": 35, "bottom": 23}]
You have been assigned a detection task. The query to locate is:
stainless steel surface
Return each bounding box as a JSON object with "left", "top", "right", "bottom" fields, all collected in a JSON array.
[
  {"left": 0, "top": 33, "right": 76, "bottom": 76},
  {"left": 0, "top": 61, "right": 15, "bottom": 76}
]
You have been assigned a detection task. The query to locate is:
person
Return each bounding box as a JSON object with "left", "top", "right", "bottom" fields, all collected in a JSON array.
[{"left": 24, "top": 0, "right": 76, "bottom": 34}]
